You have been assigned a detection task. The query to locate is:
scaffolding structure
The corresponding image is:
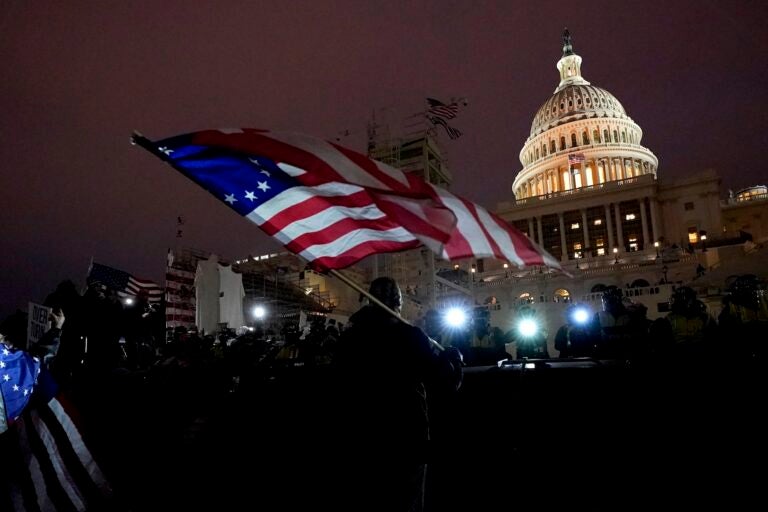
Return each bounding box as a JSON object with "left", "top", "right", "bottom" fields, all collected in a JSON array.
[{"left": 366, "top": 113, "right": 454, "bottom": 313}]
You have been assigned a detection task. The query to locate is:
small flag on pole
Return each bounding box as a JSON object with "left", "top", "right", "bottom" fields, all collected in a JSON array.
[
  {"left": 568, "top": 153, "right": 586, "bottom": 164},
  {"left": 428, "top": 116, "right": 462, "bottom": 140},
  {"left": 426, "top": 97, "right": 459, "bottom": 120}
]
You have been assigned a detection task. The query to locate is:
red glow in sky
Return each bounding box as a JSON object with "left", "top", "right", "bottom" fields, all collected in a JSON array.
[{"left": 1, "top": 0, "right": 766, "bottom": 317}]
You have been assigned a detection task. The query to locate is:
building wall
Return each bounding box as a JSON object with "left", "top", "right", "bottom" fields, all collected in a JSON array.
[
  {"left": 721, "top": 196, "right": 768, "bottom": 242},
  {"left": 657, "top": 169, "right": 722, "bottom": 248}
]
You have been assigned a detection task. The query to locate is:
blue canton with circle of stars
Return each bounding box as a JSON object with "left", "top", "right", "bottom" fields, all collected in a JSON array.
[
  {"left": 155, "top": 134, "right": 300, "bottom": 217},
  {"left": 1, "top": 343, "right": 40, "bottom": 427}
]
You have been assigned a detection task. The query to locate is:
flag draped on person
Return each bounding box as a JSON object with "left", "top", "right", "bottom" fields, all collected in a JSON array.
[
  {"left": 132, "top": 129, "right": 562, "bottom": 273},
  {"left": 87, "top": 262, "right": 163, "bottom": 303},
  {"left": 1, "top": 343, "right": 114, "bottom": 511},
  {"left": 0, "top": 343, "right": 39, "bottom": 434}
]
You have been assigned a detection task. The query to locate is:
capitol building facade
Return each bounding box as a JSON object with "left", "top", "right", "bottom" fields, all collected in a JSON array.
[
  {"left": 371, "top": 31, "right": 767, "bottom": 356},
  {"left": 233, "top": 32, "right": 767, "bottom": 357}
]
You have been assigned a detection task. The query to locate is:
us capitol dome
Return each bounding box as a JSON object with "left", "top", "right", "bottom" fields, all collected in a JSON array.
[{"left": 513, "top": 30, "right": 658, "bottom": 199}]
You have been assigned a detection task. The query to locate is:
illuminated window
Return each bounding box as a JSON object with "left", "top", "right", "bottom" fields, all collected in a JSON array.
[
  {"left": 688, "top": 228, "right": 699, "bottom": 244},
  {"left": 625, "top": 213, "right": 636, "bottom": 221},
  {"left": 629, "top": 243, "right": 638, "bottom": 251},
  {"left": 553, "top": 289, "right": 571, "bottom": 303},
  {"left": 597, "top": 248, "right": 606, "bottom": 256},
  {"left": 571, "top": 223, "right": 580, "bottom": 230},
  {"left": 574, "top": 251, "right": 582, "bottom": 258},
  {"left": 628, "top": 237, "right": 637, "bottom": 242},
  {"left": 594, "top": 219, "right": 603, "bottom": 226},
  {"left": 574, "top": 242, "right": 582, "bottom": 250},
  {"left": 596, "top": 238, "right": 604, "bottom": 247}
]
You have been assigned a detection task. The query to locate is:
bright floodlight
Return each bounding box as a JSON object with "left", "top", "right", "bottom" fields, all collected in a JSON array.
[
  {"left": 518, "top": 318, "right": 538, "bottom": 337},
  {"left": 252, "top": 305, "right": 266, "bottom": 319},
  {"left": 572, "top": 307, "right": 590, "bottom": 324},
  {"left": 444, "top": 307, "right": 468, "bottom": 328},
  {"left": 124, "top": 297, "right": 134, "bottom": 306}
]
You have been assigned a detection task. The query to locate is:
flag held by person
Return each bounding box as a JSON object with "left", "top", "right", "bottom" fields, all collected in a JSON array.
[
  {"left": 132, "top": 129, "right": 562, "bottom": 273},
  {"left": 87, "top": 262, "right": 163, "bottom": 303}
]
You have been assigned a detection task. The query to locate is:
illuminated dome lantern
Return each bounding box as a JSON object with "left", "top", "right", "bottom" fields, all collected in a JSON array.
[{"left": 513, "top": 29, "right": 658, "bottom": 199}]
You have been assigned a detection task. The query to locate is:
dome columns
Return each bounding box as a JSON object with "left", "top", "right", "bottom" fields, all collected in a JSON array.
[{"left": 515, "top": 154, "right": 657, "bottom": 199}]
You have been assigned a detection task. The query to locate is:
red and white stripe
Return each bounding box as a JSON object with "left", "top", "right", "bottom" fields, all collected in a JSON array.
[
  {"left": 125, "top": 276, "right": 163, "bottom": 303},
  {"left": 195, "top": 129, "right": 561, "bottom": 272},
  {"left": 165, "top": 267, "right": 196, "bottom": 329}
]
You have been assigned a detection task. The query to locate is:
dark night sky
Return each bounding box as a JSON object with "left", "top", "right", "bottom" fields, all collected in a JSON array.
[{"left": 1, "top": 0, "right": 767, "bottom": 319}]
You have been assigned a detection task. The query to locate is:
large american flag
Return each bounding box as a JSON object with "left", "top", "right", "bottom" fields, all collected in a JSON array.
[
  {"left": 134, "top": 129, "right": 561, "bottom": 272},
  {"left": 87, "top": 262, "right": 163, "bottom": 303},
  {"left": 568, "top": 153, "right": 586, "bottom": 165}
]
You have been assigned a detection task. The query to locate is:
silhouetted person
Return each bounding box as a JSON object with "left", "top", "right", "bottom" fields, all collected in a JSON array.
[
  {"left": 332, "top": 277, "right": 462, "bottom": 512},
  {"left": 593, "top": 286, "right": 649, "bottom": 360},
  {"left": 718, "top": 275, "right": 768, "bottom": 362},
  {"left": 28, "top": 308, "right": 65, "bottom": 369},
  {"left": 554, "top": 304, "right": 597, "bottom": 358},
  {"left": 651, "top": 286, "right": 713, "bottom": 364},
  {"left": 512, "top": 306, "right": 549, "bottom": 358}
]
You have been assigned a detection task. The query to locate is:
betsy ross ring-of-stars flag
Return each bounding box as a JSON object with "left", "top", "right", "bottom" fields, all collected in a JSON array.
[{"left": 132, "top": 128, "right": 562, "bottom": 273}]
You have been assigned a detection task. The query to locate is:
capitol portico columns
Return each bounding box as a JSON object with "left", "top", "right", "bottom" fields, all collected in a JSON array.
[
  {"left": 639, "top": 198, "right": 650, "bottom": 249},
  {"left": 528, "top": 218, "right": 535, "bottom": 239},
  {"left": 536, "top": 216, "right": 544, "bottom": 246},
  {"left": 614, "top": 203, "right": 625, "bottom": 252},
  {"left": 649, "top": 198, "right": 660, "bottom": 245},
  {"left": 558, "top": 213, "right": 567, "bottom": 261},
  {"left": 581, "top": 208, "right": 590, "bottom": 253},
  {"left": 605, "top": 204, "right": 615, "bottom": 250}
]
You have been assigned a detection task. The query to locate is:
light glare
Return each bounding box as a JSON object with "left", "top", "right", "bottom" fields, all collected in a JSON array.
[
  {"left": 572, "top": 307, "right": 590, "bottom": 324},
  {"left": 444, "top": 308, "right": 467, "bottom": 328},
  {"left": 518, "top": 318, "right": 538, "bottom": 337}
]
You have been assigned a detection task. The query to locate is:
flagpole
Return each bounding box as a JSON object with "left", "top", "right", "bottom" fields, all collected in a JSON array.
[
  {"left": 82, "top": 256, "right": 94, "bottom": 295},
  {"left": 328, "top": 269, "right": 444, "bottom": 352}
]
